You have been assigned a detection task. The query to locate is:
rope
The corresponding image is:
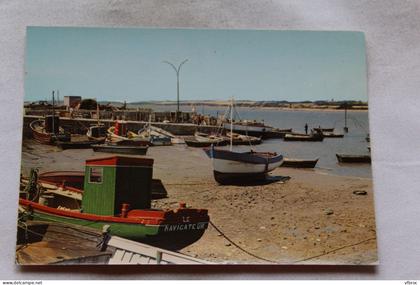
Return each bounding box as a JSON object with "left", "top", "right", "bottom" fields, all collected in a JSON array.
[
  {"left": 348, "top": 115, "right": 369, "bottom": 134},
  {"left": 293, "top": 236, "right": 376, "bottom": 263},
  {"left": 209, "top": 220, "right": 278, "bottom": 263}
]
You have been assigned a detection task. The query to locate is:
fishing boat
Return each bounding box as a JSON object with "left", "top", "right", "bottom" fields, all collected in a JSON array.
[
  {"left": 322, "top": 132, "right": 344, "bottom": 138},
  {"left": 144, "top": 125, "right": 184, "bottom": 144},
  {"left": 283, "top": 132, "right": 324, "bottom": 142},
  {"left": 30, "top": 91, "right": 71, "bottom": 144},
  {"left": 204, "top": 98, "right": 283, "bottom": 184},
  {"left": 86, "top": 104, "right": 108, "bottom": 142},
  {"left": 87, "top": 125, "right": 108, "bottom": 141},
  {"left": 194, "top": 132, "right": 227, "bottom": 144},
  {"left": 30, "top": 116, "right": 71, "bottom": 144},
  {"left": 313, "top": 127, "right": 334, "bottom": 132},
  {"left": 184, "top": 137, "right": 228, "bottom": 147},
  {"left": 137, "top": 122, "right": 172, "bottom": 146},
  {"left": 262, "top": 128, "right": 293, "bottom": 139},
  {"left": 204, "top": 146, "right": 283, "bottom": 184},
  {"left": 225, "top": 132, "right": 262, "bottom": 145},
  {"left": 222, "top": 120, "right": 286, "bottom": 139},
  {"left": 57, "top": 123, "right": 106, "bottom": 149},
  {"left": 280, "top": 158, "right": 319, "bottom": 168},
  {"left": 138, "top": 128, "right": 172, "bottom": 146},
  {"left": 336, "top": 154, "right": 371, "bottom": 163},
  {"left": 92, "top": 143, "right": 149, "bottom": 155},
  {"left": 107, "top": 121, "right": 150, "bottom": 146},
  {"left": 19, "top": 156, "right": 209, "bottom": 248}
]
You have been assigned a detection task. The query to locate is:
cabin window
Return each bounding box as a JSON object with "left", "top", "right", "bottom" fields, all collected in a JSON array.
[{"left": 88, "top": 167, "right": 103, "bottom": 184}]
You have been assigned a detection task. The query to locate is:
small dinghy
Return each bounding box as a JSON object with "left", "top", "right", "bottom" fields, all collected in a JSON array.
[
  {"left": 336, "top": 154, "right": 371, "bottom": 163},
  {"left": 322, "top": 132, "right": 344, "bottom": 138},
  {"left": 30, "top": 116, "right": 70, "bottom": 145},
  {"left": 184, "top": 137, "right": 228, "bottom": 147},
  {"left": 87, "top": 125, "right": 107, "bottom": 141},
  {"left": 313, "top": 127, "right": 334, "bottom": 132},
  {"left": 284, "top": 132, "right": 324, "bottom": 142},
  {"left": 194, "top": 132, "right": 227, "bottom": 144},
  {"left": 280, "top": 158, "right": 319, "bottom": 168},
  {"left": 226, "top": 132, "right": 262, "bottom": 145}
]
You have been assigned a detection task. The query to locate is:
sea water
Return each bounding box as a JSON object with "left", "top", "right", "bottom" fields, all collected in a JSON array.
[{"left": 138, "top": 104, "right": 371, "bottom": 178}]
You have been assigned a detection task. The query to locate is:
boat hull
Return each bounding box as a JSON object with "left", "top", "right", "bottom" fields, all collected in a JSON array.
[
  {"left": 92, "top": 144, "right": 148, "bottom": 155},
  {"left": 150, "top": 137, "right": 172, "bottom": 146},
  {"left": 284, "top": 134, "right": 324, "bottom": 141},
  {"left": 230, "top": 138, "right": 262, "bottom": 145},
  {"left": 262, "top": 130, "right": 291, "bottom": 139},
  {"left": 223, "top": 123, "right": 291, "bottom": 139},
  {"left": 185, "top": 138, "right": 228, "bottom": 147},
  {"left": 30, "top": 119, "right": 70, "bottom": 145},
  {"left": 204, "top": 147, "right": 283, "bottom": 184},
  {"left": 336, "top": 154, "right": 371, "bottom": 163},
  {"left": 280, "top": 158, "right": 319, "bottom": 168},
  {"left": 19, "top": 200, "right": 209, "bottom": 249},
  {"left": 322, "top": 133, "right": 344, "bottom": 138},
  {"left": 213, "top": 171, "right": 267, "bottom": 184}
]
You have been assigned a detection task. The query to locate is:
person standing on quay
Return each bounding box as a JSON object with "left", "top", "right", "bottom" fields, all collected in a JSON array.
[{"left": 304, "top": 123, "right": 308, "bottom": 134}]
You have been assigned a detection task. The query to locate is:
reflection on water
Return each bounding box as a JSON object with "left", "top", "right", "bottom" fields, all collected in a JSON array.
[{"left": 139, "top": 104, "right": 371, "bottom": 178}]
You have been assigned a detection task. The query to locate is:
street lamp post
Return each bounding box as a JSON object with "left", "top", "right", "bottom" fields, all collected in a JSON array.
[{"left": 163, "top": 59, "right": 188, "bottom": 122}]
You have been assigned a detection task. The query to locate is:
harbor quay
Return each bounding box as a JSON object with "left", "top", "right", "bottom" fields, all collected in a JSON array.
[{"left": 22, "top": 115, "right": 219, "bottom": 138}]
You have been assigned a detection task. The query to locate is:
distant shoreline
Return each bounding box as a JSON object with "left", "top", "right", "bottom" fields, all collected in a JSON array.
[{"left": 138, "top": 103, "right": 369, "bottom": 112}]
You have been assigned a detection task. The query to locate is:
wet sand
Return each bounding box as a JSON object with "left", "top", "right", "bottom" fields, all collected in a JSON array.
[{"left": 20, "top": 139, "right": 377, "bottom": 265}]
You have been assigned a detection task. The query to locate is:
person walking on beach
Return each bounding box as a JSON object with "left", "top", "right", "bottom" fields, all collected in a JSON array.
[{"left": 304, "top": 123, "right": 308, "bottom": 134}]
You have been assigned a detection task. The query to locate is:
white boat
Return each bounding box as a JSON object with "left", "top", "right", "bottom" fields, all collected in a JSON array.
[
  {"left": 138, "top": 117, "right": 182, "bottom": 145},
  {"left": 225, "top": 132, "right": 262, "bottom": 145},
  {"left": 204, "top": 146, "right": 283, "bottom": 184},
  {"left": 138, "top": 128, "right": 172, "bottom": 146},
  {"left": 194, "top": 132, "right": 227, "bottom": 144},
  {"left": 204, "top": 98, "right": 283, "bottom": 184}
]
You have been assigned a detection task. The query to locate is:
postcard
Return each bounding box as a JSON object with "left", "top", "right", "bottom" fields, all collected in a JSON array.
[{"left": 17, "top": 27, "right": 376, "bottom": 265}]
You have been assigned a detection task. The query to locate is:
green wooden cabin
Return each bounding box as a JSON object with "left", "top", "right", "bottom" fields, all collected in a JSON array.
[{"left": 82, "top": 156, "right": 154, "bottom": 216}]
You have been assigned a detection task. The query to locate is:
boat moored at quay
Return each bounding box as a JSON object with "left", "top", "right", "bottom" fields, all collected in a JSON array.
[{"left": 30, "top": 115, "right": 71, "bottom": 145}]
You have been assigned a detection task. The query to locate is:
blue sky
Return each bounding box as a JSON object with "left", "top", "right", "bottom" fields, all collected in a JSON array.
[{"left": 25, "top": 27, "right": 367, "bottom": 102}]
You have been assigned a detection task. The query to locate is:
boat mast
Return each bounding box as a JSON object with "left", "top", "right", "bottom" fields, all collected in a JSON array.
[
  {"left": 230, "top": 97, "right": 233, "bottom": 151},
  {"left": 148, "top": 114, "right": 152, "bottom": 136},
  {"left": 52, "top": 90, "right": 55, "bottom": 135},
  {"left": 344, "top": 102, "right": 349, "bottom": 133},
  {"left": 96, "top": 102, "right": 100, "bottom": 126}
]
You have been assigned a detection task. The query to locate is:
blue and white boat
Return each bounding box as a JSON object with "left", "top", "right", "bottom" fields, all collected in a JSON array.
[
  {"left": 204, "top": 146, "right": 283, "bottom": 184},
  {"left": 204, "top": 98, "right": 283, "bottom": 184}
]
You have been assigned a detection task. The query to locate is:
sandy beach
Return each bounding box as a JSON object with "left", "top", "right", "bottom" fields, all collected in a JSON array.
[{"left": 20, "top": 140, "right": 377, "bottom": 265}]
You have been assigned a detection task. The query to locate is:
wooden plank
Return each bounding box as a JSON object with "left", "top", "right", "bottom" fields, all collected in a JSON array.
[
  {"left": 121, "top": 251, "right": 133, "bottom": 263},
  {"left": 108, "top": 249, "right": 125, "bottom": 264},
  {"left": 107, "top": 236, "right": 210, "bottom": 264}
]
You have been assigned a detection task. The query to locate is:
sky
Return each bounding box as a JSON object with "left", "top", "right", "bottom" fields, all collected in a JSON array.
[{"left": 25, "top": 27, "right": 367, "bottom": 102}]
